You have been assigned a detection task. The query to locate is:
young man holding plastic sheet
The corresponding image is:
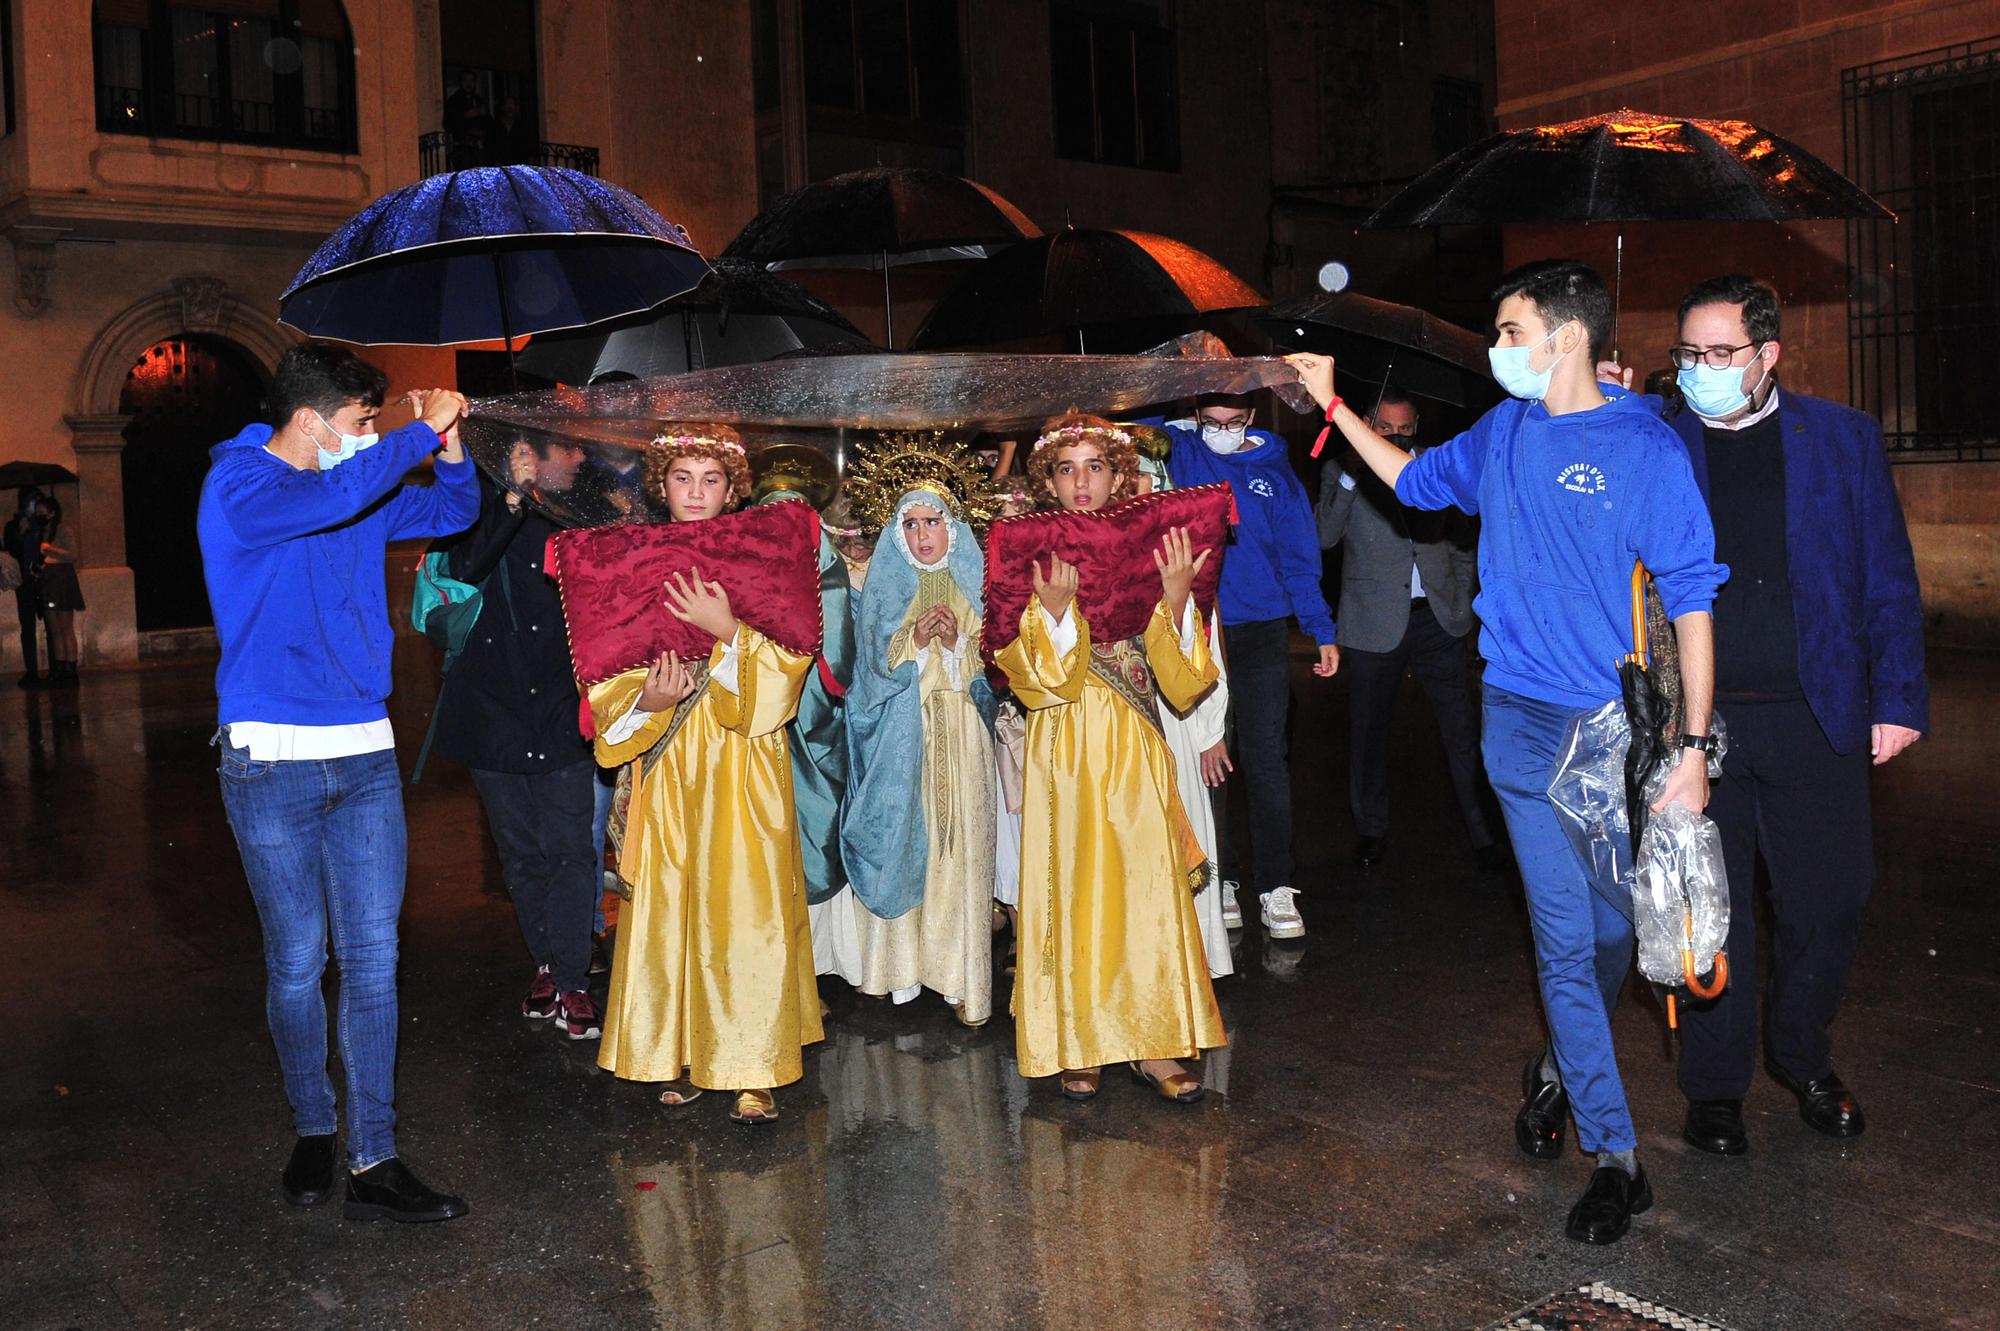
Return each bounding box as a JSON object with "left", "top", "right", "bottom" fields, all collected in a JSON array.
[
  {"left": 1290, "top": 260, "right": 1727, "bottom": 1246},
  {"left": 1610, "top": 276, "right": 1927, "bottom": 1158},
  {"left": 199, "top": 343, "right": 478, "bottom": 1222}
]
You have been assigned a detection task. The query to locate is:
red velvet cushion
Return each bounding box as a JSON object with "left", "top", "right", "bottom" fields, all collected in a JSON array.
[
  {"left": 982, "top": 483, "right": 1232, "bottom": 663},
  {"left": 549, "top": 500, "right": 824, "bottom": 686}
]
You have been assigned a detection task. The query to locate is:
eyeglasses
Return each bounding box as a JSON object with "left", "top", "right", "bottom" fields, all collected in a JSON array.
[{"left": 1670, "top": 341, "right": 1762, "bottom": 371}]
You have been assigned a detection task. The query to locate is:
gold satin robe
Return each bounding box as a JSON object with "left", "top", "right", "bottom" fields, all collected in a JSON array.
[
  {"left": 589, "top": 628, "right": 824, "bottom": 1089},
  {"left": 997, "top": 601, "right": 1228, "bottom": 1078}
]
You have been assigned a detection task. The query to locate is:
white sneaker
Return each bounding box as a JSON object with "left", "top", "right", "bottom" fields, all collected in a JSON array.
[
  {"left": 1259, "top": 887, "right": 1305, "bottom": 939},
  {"left": 1220, "top": 880, "right": 1244, "bottom": 930}
]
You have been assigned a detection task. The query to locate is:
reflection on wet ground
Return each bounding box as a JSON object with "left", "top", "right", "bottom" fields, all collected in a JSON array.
[{"left": 2, "top": 641, "right": 1995, "bottom": 1330}]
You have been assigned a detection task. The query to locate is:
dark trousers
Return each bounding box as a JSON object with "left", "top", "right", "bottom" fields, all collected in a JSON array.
[
  {"left": 1678, "top": 698, "right": 1875, "bottom": 1101},
  {"left": 1220, "top": 617, "right": 1296, "bottom": 893},
  {"left": 472, "top": 758, "right": 600, "bottom": 994},
  {"left": 1343, "top": 599, "right": 1493, "bottom": 847},
  {"left": 14, "top": 585, "right": 42, "bottom": 677}
]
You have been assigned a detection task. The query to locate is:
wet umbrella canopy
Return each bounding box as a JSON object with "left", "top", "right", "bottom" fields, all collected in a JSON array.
[
  {"left": 1366, "top": 108, "right": 1895, "bottom": 227},
  {"left": 910, "top": 227, "right": 1263, "bottom": 350},
  {"left": 514, "top": 258, "right": 871, "bottom": 385},
  {"left": 1252, "top": 291, "right": 1495, "bottom": 407},
  {"left": 279, "top": 166, "right": 710, "bottom": 347},
  {"left": 723, "top": 166, "right": 1039, "bottom": 267}
]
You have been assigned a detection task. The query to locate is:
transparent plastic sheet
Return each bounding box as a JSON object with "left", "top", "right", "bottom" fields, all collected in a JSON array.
[
  {"left": 457, "top": 333, "right": 1315, "bottom": 528},
  {"left": 1547, "top": 702, "right": 1731, "bottom": 987}
]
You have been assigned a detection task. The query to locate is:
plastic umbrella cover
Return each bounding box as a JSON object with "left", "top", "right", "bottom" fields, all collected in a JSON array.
[
  {"left": 458, "top": 333, "right": 1315, "bottom": 528},
  {"left": 1547, "top": 701, "right": 1731, "bottom": 986}
]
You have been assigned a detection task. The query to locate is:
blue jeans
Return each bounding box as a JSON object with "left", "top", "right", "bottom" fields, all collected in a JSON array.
[
  {"left": 217, "top": 736, "right": 406, "bottom": 1170},
  {"left": 1481, "top": 685, "right": 1637, "bottom": 1154},
  {"left": 590, "top": 764, "right": 615, "bottom": 933}
]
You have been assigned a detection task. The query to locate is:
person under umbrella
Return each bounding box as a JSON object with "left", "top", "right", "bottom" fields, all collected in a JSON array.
[{"left": 1289, "top": 259, "right": 1727, "bottom": 1246}]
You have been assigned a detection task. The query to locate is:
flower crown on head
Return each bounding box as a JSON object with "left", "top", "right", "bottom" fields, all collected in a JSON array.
[
  {"left": 1032, "top": 420, "right": 1133, "bottom": 452},
  {"left": 842, "top": 432, "right": 1000, "bottom": 533},
  {"left": 652, "top": 427, "right": 747, "bottom": 455}
]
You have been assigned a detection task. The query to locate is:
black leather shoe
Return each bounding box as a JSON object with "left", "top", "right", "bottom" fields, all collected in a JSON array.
[
  {"left": 1769, "top": 1064, "right": 1865, "bottom": 1138},
  {"left": 1564, "top": 1164, "right": 1653, "bottom": 1244},
  {"left": 1682, "top": 1099, "right": 1748, "bottom": 1156},
  {"left": 1515, "top": 1056, "right": 1567, "bottom": 1160},
  {"left": 1352, "top": 835, "right": 1386, "bottom": 870},
  {"left": 342, "top": 1158, "right": 469, "bottom": 1223},
  {"left": 281, "top": 1134, "right": 338, "bottom": 1206}
]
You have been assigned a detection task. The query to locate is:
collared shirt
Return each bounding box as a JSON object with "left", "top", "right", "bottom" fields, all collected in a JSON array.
[{"left": 1693, "top": 384, "right": 1782, "bottom": 433}]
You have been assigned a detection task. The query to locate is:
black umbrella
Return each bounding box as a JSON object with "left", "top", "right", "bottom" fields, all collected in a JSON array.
[
  {"left": 514, "top": 258, "right": 872, "bottom": 384},
  {"left": 722, "top": 167, "right": 1040, "bottom": 345},
  {"left": 279, "top": 166, "right": 710, "bottom": 385},
  {"left": 1252, "top": 291, "right": 1495, "bottom": 407},
  {"left": 910, "top": 226, "right": 1263, "bottom": 352},
  {"left": 1366, "top": 108, "right": 1894, "bottom": 356},
  {"left": 0, "top": 462, "right": 79, "bottom": 490}
]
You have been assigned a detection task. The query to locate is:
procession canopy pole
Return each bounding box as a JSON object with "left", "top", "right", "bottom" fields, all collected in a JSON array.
[{"left": 1612, "top": 230, "right": 1624, "bottom": 367}]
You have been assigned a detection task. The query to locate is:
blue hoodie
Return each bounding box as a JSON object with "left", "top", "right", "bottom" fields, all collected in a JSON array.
[
  {"left": 197, "top": 420, "right": 481, "bottom": 727},
  {"left": 1395, "top": 389, "right": 1727, "bottom": 709},
  {"left": 1152, "top": 419, "right": 1337, "bottom": 644}
]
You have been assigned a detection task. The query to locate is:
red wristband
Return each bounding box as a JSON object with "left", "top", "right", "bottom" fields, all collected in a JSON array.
[{"left": 1310, "top": 396, "right": 1344, "bottom": 458}]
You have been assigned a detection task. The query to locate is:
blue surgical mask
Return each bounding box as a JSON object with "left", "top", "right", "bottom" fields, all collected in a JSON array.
[
  {"left": 1678, "top": 351, "right": 1769, "bottom": 421},
  {"left": 313, "top": 411, "right": 380, "bottom": 471},
  {"left": 1487, "top": 322, "right": 1573, "bottom": 401}
]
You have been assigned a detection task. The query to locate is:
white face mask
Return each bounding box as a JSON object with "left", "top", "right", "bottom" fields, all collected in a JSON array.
[
  {"left": 1200, "top": 423, "right": 1248, "bottom": 454},
  {"left": 313, "top": 411, "right": 380, "bottom": 471}
]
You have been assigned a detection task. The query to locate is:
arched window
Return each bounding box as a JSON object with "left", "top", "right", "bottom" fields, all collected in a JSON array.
[{"left": 93, "top": 1, "right": 356, "bottom": 153}]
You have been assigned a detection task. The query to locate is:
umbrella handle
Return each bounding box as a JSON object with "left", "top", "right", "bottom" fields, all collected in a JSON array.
[
  {"left": 1681, "top": 946, "right": 1728, "bottom": 999},
  {"left": 1629, "top": 560, "right": 1649, "bottom": 661}
]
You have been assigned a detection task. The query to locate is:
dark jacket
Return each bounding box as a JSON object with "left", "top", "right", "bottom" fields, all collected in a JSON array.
[
  {"left": 429, "top": 483, "right": 589, "bottom": 773},
  {"left": 1316, "top": 445, "right": 1477, "bottom": 652},
  {"left": 1668, "top": 390, "right": 1929, "bottom": 754}
]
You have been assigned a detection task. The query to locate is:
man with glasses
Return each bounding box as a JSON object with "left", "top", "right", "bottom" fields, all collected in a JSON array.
[
  {"left": 1630, "top": 276, "right": 1927, "bottom": 1158},
  {"left": 1146, "top": 392, "right": 1341, "bottom": 943},
  {"left": 1315, "top": 387, "right": 1499, "bottom": 876}
]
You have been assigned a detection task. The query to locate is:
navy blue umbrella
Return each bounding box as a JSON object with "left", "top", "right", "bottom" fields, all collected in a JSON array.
[{"left": 279, "top": 167, "right": 710, "bottom": 350}]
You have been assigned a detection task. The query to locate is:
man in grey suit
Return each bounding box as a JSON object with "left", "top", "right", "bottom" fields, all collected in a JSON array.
[{"left": 1316, "top": 388, "right": 1501, "bottom": 873}]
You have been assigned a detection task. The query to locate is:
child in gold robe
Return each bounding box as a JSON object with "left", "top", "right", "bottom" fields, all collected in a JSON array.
[
  {"left": 589, "top": 426, "right": 822, "bottom": 1124},
  {"left": 999, "top": 414, "right": 1227, "bottom": 1102}
]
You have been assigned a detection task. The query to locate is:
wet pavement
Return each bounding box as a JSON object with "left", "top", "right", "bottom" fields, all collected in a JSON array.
[{"left": 3, "top": 639, "right": 1996, "bottom": 1331}]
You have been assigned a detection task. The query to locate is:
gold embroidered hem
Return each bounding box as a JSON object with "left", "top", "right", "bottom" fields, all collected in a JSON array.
[
  {"left": 996, "top": 601, "right": 1228, "bottom": 1079},
  {"left": 589, "top": 629, "right": 824, "bottom": 1089}
]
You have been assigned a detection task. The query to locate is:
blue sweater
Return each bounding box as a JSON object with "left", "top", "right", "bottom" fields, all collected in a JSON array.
[
  {"left": 1395, "top": 389, "right": 1727, "bottom": 709},
  {"left": 197, "top": 421, "right": 481, "bottom": 727},
  {"left": 1154, "top": 421, "right": 1337, "bottom": 643}
]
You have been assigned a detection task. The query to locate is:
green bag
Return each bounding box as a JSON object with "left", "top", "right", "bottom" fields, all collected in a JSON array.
[
  {"left": 410, "top": 550, "right": 512, "bottom": 783},
  {"left": 411, "top": 550, "right": 485, "bottom": 653}
]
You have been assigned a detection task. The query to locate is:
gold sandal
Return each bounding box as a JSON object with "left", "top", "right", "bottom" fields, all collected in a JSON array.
[
  {"left": 657, "top": 1083, "right": 704, "bottom": 1108},
  {"left": 1130, "top": 1062, "right": 1205, "bottom": 1104},
  {"left": 1059, "top": 1068, "right": 1101, "bottom": 1101},
  {"left": 729, "top": 1089, "right": 779, "bottom": 1124}
]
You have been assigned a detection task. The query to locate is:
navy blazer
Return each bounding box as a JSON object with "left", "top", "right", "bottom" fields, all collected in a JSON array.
[{"left": 1668, "top": 390, "right": 1929, "bottom": 755}]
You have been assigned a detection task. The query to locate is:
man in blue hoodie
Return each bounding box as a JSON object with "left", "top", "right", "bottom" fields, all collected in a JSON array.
[
  {"left": 1291, "top": 260, "right": 1727, "bottom": 1246},
  {"left": 1151, "top": 394, "right": 1339, "bottom": 943},
  {"left": 198, "top": 342, "right": 479, "bottom": 1223}
]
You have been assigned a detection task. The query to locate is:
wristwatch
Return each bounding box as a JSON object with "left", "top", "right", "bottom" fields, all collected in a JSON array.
[{"left": 1680, "top": 732, "right": 1715, "bottom": 753}]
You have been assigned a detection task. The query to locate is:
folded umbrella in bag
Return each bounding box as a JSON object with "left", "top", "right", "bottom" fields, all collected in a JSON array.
[{"left": 1549, "top": 561, "right": 1731, "bottom": 1024}]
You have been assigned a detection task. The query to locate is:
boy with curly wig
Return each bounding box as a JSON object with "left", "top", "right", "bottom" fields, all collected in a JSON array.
[
  {"left": 589, "top": 424, "right": 823, "bottom": 1125},
  {"left": 997, "top": 413, "right": 1227, "bottom": 1104}
]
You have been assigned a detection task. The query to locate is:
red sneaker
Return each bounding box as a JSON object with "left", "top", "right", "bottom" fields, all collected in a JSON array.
[
  {"left": 556, "top": 990, "right": 602, "bottom": 1041},
  {"left": 521, "top": 965, "right": 557, "bottom": 1020}
]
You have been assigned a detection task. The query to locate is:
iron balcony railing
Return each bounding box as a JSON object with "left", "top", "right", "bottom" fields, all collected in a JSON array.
[{"left": 419, "top": 131, "right": 600, "bottom": 178}]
